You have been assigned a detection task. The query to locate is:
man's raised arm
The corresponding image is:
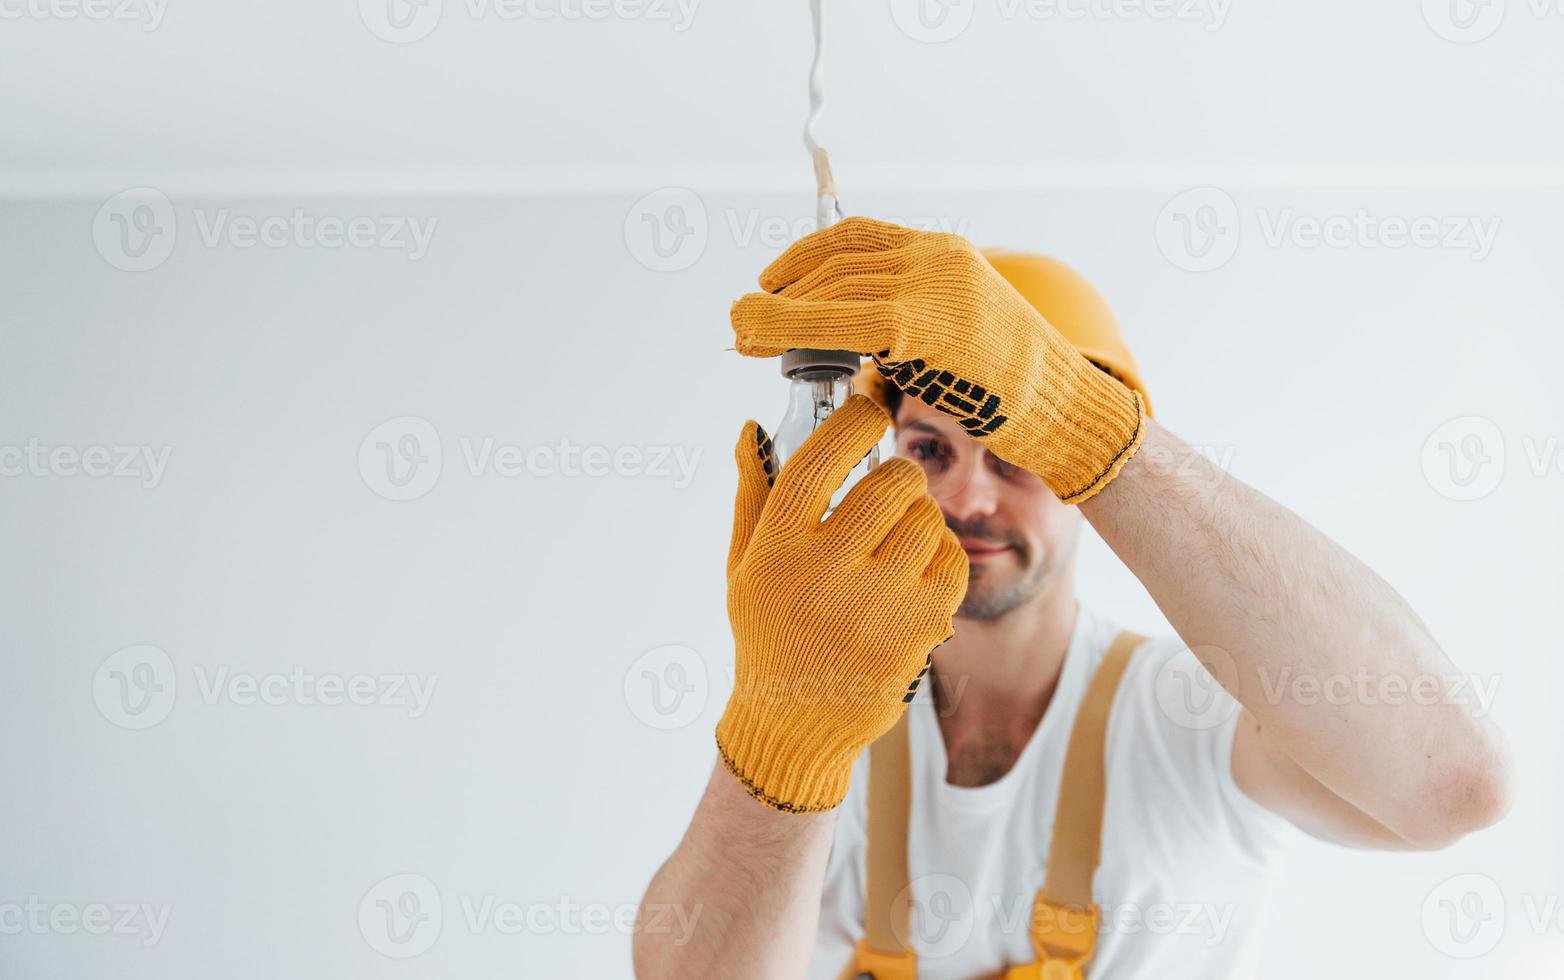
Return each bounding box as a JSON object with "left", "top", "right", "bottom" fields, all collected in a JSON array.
[
  {"left": 634, "top": 764, "right": 836, "bottom": 979},
  {"left": 635, "top": 397, "right": 967, "bottom": 976},
  {"left": 1080, "top": 420, "right": 1514, "bottom": 849}
]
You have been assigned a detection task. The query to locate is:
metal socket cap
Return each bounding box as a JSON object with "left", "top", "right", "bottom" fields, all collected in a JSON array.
[{"left": 779, "top": 348, "right": 861, "bottom": 378}]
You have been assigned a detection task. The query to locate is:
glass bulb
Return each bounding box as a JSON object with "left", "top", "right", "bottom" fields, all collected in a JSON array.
[{"left": 773, "top": 365, "right": 879, "bottom": 513}]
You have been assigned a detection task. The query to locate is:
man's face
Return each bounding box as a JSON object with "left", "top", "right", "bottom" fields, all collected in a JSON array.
[{"left": 893, "top": 397, "right": 1082, "bottom": 620}]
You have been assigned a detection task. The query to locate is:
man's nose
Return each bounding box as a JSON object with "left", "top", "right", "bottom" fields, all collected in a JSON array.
[{"left": 938, "top": 454, "right": 1001, "bottom": 522}]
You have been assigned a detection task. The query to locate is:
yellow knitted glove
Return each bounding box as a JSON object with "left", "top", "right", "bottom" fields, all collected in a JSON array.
[
  {"left": 717, "top": 396, "right": 968, "bottom": 813},
  {"left": 731, "top": 217, "right": 1146, "bottom": 503}
]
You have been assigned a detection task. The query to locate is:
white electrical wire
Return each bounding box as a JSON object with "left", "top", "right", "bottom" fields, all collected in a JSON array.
[
  {"left": 804, "top": 0, "right": 826, "bottom": 157},
  {"left": 804, "top": 0, "right": 842, "bottom": 229}
]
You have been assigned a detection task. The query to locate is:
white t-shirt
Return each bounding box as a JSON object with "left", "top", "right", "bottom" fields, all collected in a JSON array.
[{"left": 807, "top": 605, "right": 1297, "bottom": 980}]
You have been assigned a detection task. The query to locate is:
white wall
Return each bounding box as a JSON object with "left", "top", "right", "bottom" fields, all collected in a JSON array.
[
  {"left": 4, "top": 1, "right": 1564, "bottom": 977},
  {"left": 2, "top": 187, "right": 1560, "bottom": 978},
  {"left": 5, "top": 0, "right": 1564, "bottom": 195}
]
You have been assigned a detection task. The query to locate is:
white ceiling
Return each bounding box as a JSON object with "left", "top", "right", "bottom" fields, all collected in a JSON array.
[{"left": 4, "top": 0, "right": 1563, "bottom": 195}]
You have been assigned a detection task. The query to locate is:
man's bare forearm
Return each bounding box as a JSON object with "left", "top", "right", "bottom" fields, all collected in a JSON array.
[
  {"left": 1080, "top": 419, "right": 1513, "bottom": 847},
  {"left": 634, "top": 764, "right": 836, "bottom": 979}
]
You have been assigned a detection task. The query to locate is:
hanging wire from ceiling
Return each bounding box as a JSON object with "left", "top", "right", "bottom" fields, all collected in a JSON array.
[{"left": 804, "top": 0, "right": 843, "bottom": 230}]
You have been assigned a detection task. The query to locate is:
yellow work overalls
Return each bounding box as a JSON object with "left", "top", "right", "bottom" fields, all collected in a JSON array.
[{"left": 839, "top": 631, "right": 1146, "bottom": 980}]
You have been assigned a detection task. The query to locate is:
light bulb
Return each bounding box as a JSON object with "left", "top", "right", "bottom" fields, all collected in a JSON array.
[{"left": 773, "top": 348, "right": 879, "bottom": 512}]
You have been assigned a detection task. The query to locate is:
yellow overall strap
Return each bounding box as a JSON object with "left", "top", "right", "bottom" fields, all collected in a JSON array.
[
  {"left": 843, "top": 630, "right": 1145, "bottom": 980},
  {"left": 1005, "top": 629, "right": 1145, "bottom": 980},
  {"left": 839, "top": 710, "right": 916, "bottom": 980}
]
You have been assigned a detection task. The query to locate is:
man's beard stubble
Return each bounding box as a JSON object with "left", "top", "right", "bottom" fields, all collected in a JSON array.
[{"left": 947, "top": 514, "right": 1057, "bottom": 621}]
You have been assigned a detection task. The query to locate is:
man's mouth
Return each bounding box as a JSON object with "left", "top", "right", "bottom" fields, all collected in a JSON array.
[{"left": 958, "top": 538, "right": 1012, "bottom": 560}]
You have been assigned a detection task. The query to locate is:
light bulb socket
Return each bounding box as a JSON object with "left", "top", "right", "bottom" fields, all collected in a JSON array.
[{"left": 779, "top": 348, "right": 860, "bottom": 379}]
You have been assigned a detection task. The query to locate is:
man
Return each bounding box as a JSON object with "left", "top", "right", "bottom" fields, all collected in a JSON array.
[{"left": 634, "top": 218, "right": 1512, "bottom": 979}]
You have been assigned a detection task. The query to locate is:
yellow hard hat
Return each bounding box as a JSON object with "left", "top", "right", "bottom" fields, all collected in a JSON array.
[
  {"left": 981, "top": 249, "right": 1152, "bottom": 417},
  {"left": 855, "top": 249, "right": 1152, "bottom": 418}
]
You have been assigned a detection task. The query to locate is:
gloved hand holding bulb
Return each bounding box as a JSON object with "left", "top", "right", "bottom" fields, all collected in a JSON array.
[
  {"left": 769, "top": 169, "right": 878, "bottom": 508},
  {"left": 772, "top": 333, "right": 878, "bottom": 512}
]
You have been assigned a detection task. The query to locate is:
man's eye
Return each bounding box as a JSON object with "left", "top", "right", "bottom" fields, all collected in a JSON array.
[
  {"left": 991, "top": 457, "right": 1022, "bottom": 480},
  {"left": 907, "top": 439, "right": 953, "bottom": 472}
]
